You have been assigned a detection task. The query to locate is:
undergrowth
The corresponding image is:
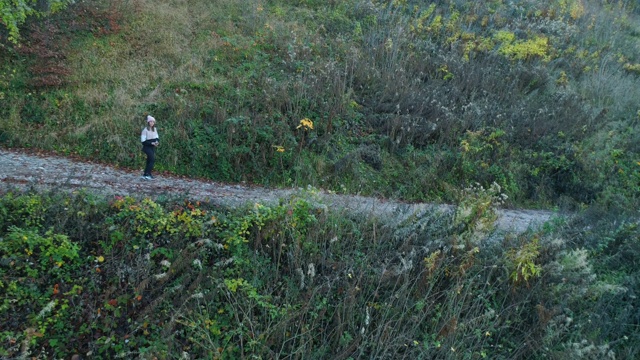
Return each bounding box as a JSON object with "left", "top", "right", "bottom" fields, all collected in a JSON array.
[{"left": 0, "top": 189, "right": 637, "bottom": 359}]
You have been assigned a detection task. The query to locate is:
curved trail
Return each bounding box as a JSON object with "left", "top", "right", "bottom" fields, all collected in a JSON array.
[{"left": 0, "top": 148, "right": 557, "bottom": 234}]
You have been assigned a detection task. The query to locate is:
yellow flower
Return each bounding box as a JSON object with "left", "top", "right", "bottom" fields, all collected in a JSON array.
[
  {"left": 297, "top": 118, "right": 314, "bottom": 130},
  {"left": 97, "top": 256, "right": 105, "bottom": 263},
  {"left": 273, "top": 145, "right": 285, "bottom": 152}
]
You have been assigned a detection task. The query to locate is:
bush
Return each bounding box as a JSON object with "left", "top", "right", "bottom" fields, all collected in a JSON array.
[{"left": 1, "top": 187, "right": 638, "bottom": 358}]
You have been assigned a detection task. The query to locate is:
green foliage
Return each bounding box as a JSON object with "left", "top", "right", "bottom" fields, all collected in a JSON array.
[
  {"left": 456, "top": 128, "right": 519, "bottom": 196},
  {"left": 0, "top": 190, "right": 639, "bottom": 358},
  {"left": 507, "top": 237, "right": 542, "bottom": 286},
  {"left": 0, "top": 0, "right": 74, "bottom": 43},
  {"left": 2, "top": 226, "right": 80, "bottom": 276},
  {"left": 0, "top": 192, "right": 48, "bottom": 229},
  {"left": 0, "top": 225, "right": 82, "bottom": 358}
]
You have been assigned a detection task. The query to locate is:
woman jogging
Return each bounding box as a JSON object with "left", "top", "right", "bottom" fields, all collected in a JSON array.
[{"left": 141, "top": 115, "right": 159, "bottom": 180}]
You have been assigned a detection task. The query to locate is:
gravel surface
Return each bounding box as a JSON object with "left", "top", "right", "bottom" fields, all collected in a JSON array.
[{"left": 0, "top": 148, "right": 557, "bottom": 233}]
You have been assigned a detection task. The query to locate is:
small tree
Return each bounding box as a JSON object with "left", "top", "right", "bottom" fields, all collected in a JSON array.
[{"left": 0, "top": 0, "right": 74, "bottom": 43}]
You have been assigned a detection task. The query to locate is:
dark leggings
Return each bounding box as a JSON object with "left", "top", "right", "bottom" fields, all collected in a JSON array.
[{"left": 142, "top": 145, "right": 156, "bottom": 176}]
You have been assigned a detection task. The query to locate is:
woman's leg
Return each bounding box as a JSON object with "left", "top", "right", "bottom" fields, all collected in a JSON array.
[{"left": 142, "top": 146, "right": 155, "bottom": 176}]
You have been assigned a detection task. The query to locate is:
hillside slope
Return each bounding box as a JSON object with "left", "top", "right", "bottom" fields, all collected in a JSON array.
[{"left": 1, "top": 0, "right": 639, "bottom": 211}]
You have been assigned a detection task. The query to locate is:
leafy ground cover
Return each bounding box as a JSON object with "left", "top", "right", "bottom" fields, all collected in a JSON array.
[{"left": 1, "top": 187, "right": 638, "bottom": 359}]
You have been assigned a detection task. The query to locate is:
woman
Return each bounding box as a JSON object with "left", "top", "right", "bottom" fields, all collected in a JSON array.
[{"left": 141, "top": 115, "right": 159, "bottom": 180}]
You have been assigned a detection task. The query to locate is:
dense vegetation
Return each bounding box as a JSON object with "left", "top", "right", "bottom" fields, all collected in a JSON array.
[
  {"left": 0, "top": 0, "right": 639, "bottom": 210},
  {"left": 0, "top": 0, "right": 74, "bottom": 43},
  {"left": 1, "top": 189, "right": 638, "bottom": 359},
  {"left": 1, "top": 0, "right": 640, "bottom": 358}
]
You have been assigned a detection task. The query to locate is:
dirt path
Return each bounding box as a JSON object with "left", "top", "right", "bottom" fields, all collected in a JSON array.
[{"left": 0, "top": 148, "right": 557, "bottom": 233}]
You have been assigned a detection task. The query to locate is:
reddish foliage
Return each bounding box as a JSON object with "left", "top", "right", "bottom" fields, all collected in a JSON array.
[
  {"left": 16, "top": 1, "right": 125, "bottom": 89},
  {"left": 17, "top": 22, "right": 69, "bottom": 88},
  {"left": 75, "top": 0, "right": 124, "bottom": 37}
]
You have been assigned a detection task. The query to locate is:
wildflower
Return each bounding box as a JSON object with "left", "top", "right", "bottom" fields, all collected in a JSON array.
[
  {"left": 307, "top": 263, "right": 316, "bottom": 277},
  {"left": 297, "top": 118, "right": 314, "bottom": 130},
  {"left": 193, "top": 259, "right": 203, "bottom": 269}
]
